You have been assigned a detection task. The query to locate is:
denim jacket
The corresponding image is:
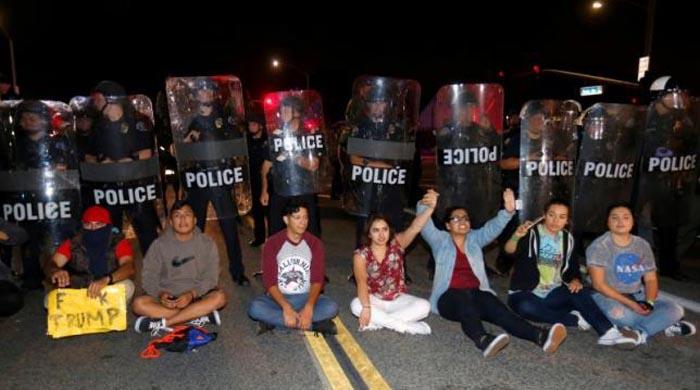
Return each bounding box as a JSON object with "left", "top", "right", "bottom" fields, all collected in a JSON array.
[{"left": 418, "top": 202, "right": 513, "bottom": 314}]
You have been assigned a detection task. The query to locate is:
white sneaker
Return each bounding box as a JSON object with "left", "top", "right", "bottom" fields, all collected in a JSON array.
[
  {"left": 482, "top": 333, "right": 510, "bottom": 358},
  {"left": 189, "top": 310, "right": 221, "bottom": 327},
  {"left": 571, "top": 310, "right": 592, "bottom": 331},
  {"left": 134, "top": 317, "right": 173, "bottom": 336},
  {"left": 598, "top": 326, "right": 637, "bottom": 349},
  {"left": 633, "top": 329, "right": 648, "bottom": 346},
  {"left": 664, "top": 321, "right": 696, "bottom": 337},
  {"left": 403, "top": 321, "right": 432, "bottom": 335},
  {"left": 542, "top": 323, "right": 567, "bottom": 353}
]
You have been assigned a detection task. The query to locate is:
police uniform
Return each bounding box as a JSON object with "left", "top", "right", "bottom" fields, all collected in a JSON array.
[
  {"left": 9, "top": 101, "right": 79, "bottom": 288},
  {"left": 351, "top": 118, "right": 405, "bottom": 246},
  {"left": 264, "top": 129, "right": 322, "bottom": 237},
  {"left": 265, "top": 96, "right": 323, "bottom": 237},
  {"left": 436, "top": 122, "right": 501, "bottom": 228},
  {"left": 247, "top": 121, "right": 268, "bottom": 245},
  {"left": 86, "top": 95, "right": 159, "bottom": 254},
  {"left": 639, "top": 103, "right": 698, "bottom": 276},
  {"left": 183, "top": 99, "right": 248, "bottom": 284}
]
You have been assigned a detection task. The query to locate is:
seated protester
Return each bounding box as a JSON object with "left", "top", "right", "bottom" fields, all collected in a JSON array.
[
  {"left": 419, "top": 189, "right": 567, "bottom": 358},
  {"left": 587, "top": 203, "right": 695, "bottom": 345},
  {"left": 248, "top": 200, "right": 338, "bottom": 334},
  {"left": 505, "top": 199, "right": 637, "bottom": 347},
  {"left": 0, "top": 219, "right": 28, "bottom": 316},
  {"left": 133, "top": 200, "right": 227, "bottom": 335},
  {"left": 44, "top": 206, "right": 135, "bottom": 307},
  {"left": 350, "top": 190, "right": 438, "bottom": 335}
]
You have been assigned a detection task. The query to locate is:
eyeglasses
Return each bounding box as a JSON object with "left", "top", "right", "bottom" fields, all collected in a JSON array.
[{"left": 449, "top": 215, "right": 469, "bottom": 223}]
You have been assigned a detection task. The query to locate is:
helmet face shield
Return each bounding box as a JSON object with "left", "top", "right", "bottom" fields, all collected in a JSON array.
[{"left": 660, "top": 90, "right": 689, "bottom": 110}]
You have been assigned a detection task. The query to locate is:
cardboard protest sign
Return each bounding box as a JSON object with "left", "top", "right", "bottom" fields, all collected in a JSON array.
[{"left": 47, "top": 285, "right": 127, "bottom": 338}]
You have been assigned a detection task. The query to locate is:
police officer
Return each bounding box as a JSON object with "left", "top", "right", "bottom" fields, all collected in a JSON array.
[
  {"left": 436, "top": 90, "right": 501, "bottom": 227},
  {"left": 261, "top": 95, "right": 322, "bottom": 237},
  {"left": 349, "top": 88, "right": 405, "bottom": 245},
  {"left": 14, "top": 101, "right": 74, "bottom": 170},
  {"left": 345, "top": 84, "right": 412, "bottom": 283},
  {"left": 495, "top": 109, "right": 522, "bottom": 274},
  {"left": 12, "top": 100, "right": 77, "bottom": 289},
  {"left": 638, "top": 77, "right": 699, "bottom": 281},
  {"left": 84, "top": 80, "right": 159, "bottom": 254},
  {"left": 182, "top": 78, "right": 249, "bottom": 286},
  {"left": 246, "top": 111, "right": 268, "bottom": 247},
  {"left": 518, "top": 100, "right": 577, "bottom": 223},
  {"left": 154, "top": 90, "right": 179, "bottom": 201}
]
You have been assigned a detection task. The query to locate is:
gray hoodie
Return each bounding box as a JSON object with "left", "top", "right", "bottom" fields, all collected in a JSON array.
[{"left": 141, "top": 226, "right": 220, "bottom": 297}]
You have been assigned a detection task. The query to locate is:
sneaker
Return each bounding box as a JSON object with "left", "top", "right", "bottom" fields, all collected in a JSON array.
[
  {"left": 233, "top": 274, "right": 251, "bottom": 286},
  {"left": 311, "top": 319, "right": 338, "bottom": 335},
  {"left": 664, "top": 321, "right": 696, "bottom": 337},
  {"left": 634, "top": 329, "right": 648, "bottom": 345},
  {"left": 189, "top": 310, "right": 221, "bottom": 327},
  {"left": 598, "top": 326, "right": 637, "bottom": 349},
  {"left": 403, "top": 321, "right": 432, "bottom": 335},
  {"left": 134, "top": 316, "right": 172, "bottom": 336},
  {"left": 257, "top": 321, "right": 275, "bottom": 335},
  {"left": 571, "top": 310, "right": 592, "bottom": 331},
  {"left": 481, "top": 333, "right": 510, "bottom": 358},
  {"left": 541, "top": 323, "right": 567, "bottom": 353},
  {"left": 248, "top": 239, "right": 264, "bottom": 248}
]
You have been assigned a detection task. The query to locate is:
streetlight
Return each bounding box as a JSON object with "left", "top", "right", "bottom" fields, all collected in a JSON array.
[
  {"left": 590, "top": 0, "right": 656, "bottom": 79},
  {"left": 271, "top": 58, "right": 310, "bottom": 90},
  {"left": 0, "top": 22, "right": 17, "bottom": 93}
]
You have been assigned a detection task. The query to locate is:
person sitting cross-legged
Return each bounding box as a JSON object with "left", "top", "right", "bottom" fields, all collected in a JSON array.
[
  {"left": 132, "top": 199, "right": 227, "bottom": 335},
  {"left": 349, "top": 189, "right": 438, "bottom": 334},
  {"left": 248, "top": 200, "right": 338, "bottom": 335}
]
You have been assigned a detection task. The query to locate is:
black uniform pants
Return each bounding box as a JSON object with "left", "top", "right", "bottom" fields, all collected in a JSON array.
[
  {"left": 251, "top": 181, "right": 268, "bottom": 243},
  {"left": 187, "top": 186, "right": 245, "bottom": 279},
  {"left": 105, "top": 202, "right": 159, "bottom": 254}
]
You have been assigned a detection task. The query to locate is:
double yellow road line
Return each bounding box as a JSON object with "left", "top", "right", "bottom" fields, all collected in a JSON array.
[{"left": 304, "top": 318, "right": 391, "bottom": 389}]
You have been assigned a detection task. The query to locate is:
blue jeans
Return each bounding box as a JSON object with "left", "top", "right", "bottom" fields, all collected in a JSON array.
[
  {"left": 248, "top": 293, "right": 339, "bottom": 329},
  {"left": 508, "top": 286, "right": 613, "bottom": 335},
  {"left": 591, "top": 291, "right": 684, "bottom": 337}
]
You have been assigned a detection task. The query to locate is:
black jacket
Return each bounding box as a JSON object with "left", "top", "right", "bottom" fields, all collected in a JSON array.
[{"left": 508, "top": 226, "right": 579, "bottom": 292}]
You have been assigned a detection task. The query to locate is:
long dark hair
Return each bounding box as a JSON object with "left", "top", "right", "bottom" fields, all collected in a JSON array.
[
  {"left": 544, "top": 198, "right": 570, "bottom": 214},
  {"left": 361, "top": 214, "right": 396, "bottom": 247}
]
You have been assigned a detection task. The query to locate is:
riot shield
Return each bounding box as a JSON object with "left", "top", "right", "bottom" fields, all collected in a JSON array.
[
  {"left": 165, "top": 75, "right": 251, "bottom": 216},
  {"left": 519, "top": 100, "right": 579, "bottom": 223},
  {"left": 0, "top": 100, "right": 81, "bottom": 278},
  {"left": 72, "top": 81, "right": 166, "bottom": 255},
  {"left": 636, "top": 91, "right": 700, "bottom": 229},
  {"left": 71, "top": 94, "right": 164, "bottom": 221},
  {"left": 341, "top": 76, "right": 420, "bottom": 220},
  {"left": 433, "top": 84, "right": 503, "bottom": 227},
  {"left": 573, "top": 103, "right": 645, "bottom": 233},
  {"left": 262, "top": 90, "right": 326, "bottom": 197}
]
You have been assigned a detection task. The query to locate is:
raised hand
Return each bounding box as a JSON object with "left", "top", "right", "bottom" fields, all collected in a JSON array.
[
  {"left": 420, "top": 189, "right": 440, "bottom": 210},
  {"left": 503, "top": 188, "right": 515, "bottom": 213}
]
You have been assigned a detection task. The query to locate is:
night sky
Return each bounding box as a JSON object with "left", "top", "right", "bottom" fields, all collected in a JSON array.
[{"left": 0, "top": 1, "right": 697, "bottom": 121}]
